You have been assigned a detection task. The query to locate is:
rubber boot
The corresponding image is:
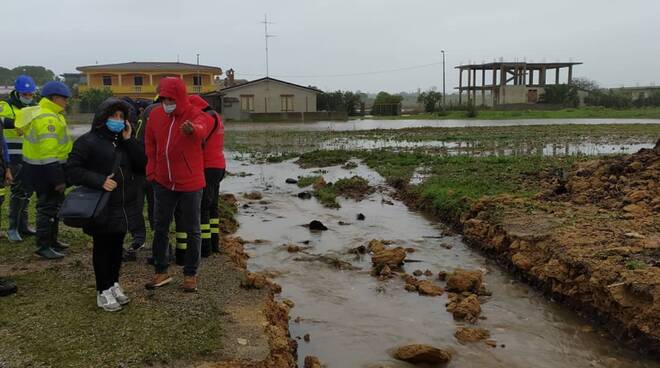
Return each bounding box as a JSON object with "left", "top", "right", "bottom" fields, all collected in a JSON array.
[
  {"left": 7, "top": 229, "right": 22, "bottom": 242},
  {"left": 201, "top": 222, "right": 211, "bottom": 258},
  {"left": 210, "top": 218, "right": 220, "bottom": 253},
  {"left": 7, "top": 196, "right": 23, "bottom": 242},
  {"left": 35, "top": 237, "right": 64, "bottom": 260},
  {"left": 51, "top": 220, "right": 68, "bottom": 251}
]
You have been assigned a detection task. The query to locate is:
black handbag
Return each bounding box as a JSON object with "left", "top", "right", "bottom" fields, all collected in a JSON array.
[{"left": 60, "top": 150, "right": 122, "bottom": 228}]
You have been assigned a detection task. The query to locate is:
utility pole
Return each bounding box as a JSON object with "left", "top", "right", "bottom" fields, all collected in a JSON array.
[
  {"left": 261, "top": 14, "right": 276, "bottom": 78},
  {"left": 196, "top": 53, "right": 200, "bottom": 90},
  {"left": 441, "top": 50, "right": 446, "bottom": 107}
]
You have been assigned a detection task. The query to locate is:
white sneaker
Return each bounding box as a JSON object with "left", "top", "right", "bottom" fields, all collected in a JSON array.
[
  {"left": 111, "top": 283, "right": 130, "bottom": 305},
  {"left": 97, "top": 289, "right": 122, "bottom": 312}
]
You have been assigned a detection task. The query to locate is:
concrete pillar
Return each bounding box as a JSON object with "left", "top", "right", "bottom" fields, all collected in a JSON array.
[
  {"left": 118, "top": 73, "right": 123, "bottom": 86},
  {"left": 540, "top": 67, "right": 546, "bottom": 86},
  {"left": 467, "top": 68, "right": 472, "bottom": 104},
  {"left": 555, "top": 68, "right": 560, "bottom": 85},
  {"left": 529, "top": 69, "right": 534, "bottom": 86},
  {"left": 458, "top": 69, "right": 463, "bottom": 105},
  {"left": 568, "top": 66, "right": 573, "bottom": 84},
  {"left": 481, "top": 69, "right": 486, "bottom": 105},
  {"left": 492, "top": 66, "right": 497, "bottom": 105},
  {"left": 500, "top": 66, "right": 506, "bottom": 104},
  {"left": 472, "top": 68, "right": 477, "bottom": 102}
]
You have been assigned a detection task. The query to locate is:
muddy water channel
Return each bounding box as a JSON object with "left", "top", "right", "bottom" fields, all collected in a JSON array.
[{"left": 222, "top": 155, "right": 659, "bottom": 368}]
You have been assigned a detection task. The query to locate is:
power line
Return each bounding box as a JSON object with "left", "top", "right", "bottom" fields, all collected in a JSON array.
[{"left": 235, "top": 60, "right": 445, "bottom": 79}]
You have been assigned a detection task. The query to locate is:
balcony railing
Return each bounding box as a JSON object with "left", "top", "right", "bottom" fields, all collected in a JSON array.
[{"left": 78, "top": 84, "right": 216, "bottom": 94}]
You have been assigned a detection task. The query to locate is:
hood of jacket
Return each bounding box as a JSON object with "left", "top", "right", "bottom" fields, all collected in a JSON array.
[
  {"left": 7, "top": 90, "right": 34, "bottom": 109},
  {"left": 158, "top": 77, "right": 190, "bottom": 116},
  {"left": 188, "top": 95, "right": 209, "bottom": 110},
  {"left": 92, "top": 97, "right": 132, "bottom": 131}
]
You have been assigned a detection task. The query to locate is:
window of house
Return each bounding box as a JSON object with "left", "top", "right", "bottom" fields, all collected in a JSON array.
[
  {"left": 240, "top": 95, "right": 255, "bottom": 112},
  {"left": 102, "top": 76, "right": 112, "bottom": 86},
  {"left": 281, "top": 95, "right": 294, "bottom": 112},
  {"left": 134, "top": 76, "right": 143, "bottom": 86},
  {"left": 193, "top": 75, "right": 202, "bottom": 86}
]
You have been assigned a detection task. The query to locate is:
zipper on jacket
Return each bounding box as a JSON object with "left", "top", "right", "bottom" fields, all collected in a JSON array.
[
  {"left": 165, "top": 116, "right": 176, "bottom": 191},
  {"left": 120, "top": 166, "right": 129, "bottom": 227}
]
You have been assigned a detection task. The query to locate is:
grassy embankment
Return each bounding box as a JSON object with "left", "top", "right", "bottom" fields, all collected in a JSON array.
[
  {"left": 0, "top": 196, "right": 253, "bottom": 367},
  {"left": 362, "top": 107, "right": 660, "bottom": 120}
]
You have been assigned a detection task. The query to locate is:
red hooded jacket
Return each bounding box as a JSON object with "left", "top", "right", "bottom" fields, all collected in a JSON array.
[
  {"left": 145, "top": 78, "right": 211, "bottom": 191},
  {"left": 188, "top": 95, "right": 226, "bottom": 169}
]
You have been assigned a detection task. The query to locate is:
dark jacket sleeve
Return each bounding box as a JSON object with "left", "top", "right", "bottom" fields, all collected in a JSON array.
[
  {"left": 65, "top": 136, "right": 107, "bottom": 190},
  {"left": 120, "top": 137, "right": 146, "bottom": 175}
]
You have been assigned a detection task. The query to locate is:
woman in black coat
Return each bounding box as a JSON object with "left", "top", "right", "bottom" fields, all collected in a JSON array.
[{"left": 66, "top": 98, "right": 146, "bottom": 312}]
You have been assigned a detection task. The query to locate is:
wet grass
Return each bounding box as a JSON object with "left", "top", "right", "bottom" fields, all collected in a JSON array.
[
  {"left": 297, "top": 175, "right": 322, "bottom": 188},
  {"left": 368, "top": 107, "right": 660, "bottom": 120}
]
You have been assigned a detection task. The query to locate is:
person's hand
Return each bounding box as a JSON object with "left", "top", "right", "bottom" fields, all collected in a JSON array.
[
  {"left": 54, "top": 183, "right": 66, "bottom": 193},
  {"left": 180, "top": 121, "right": 194, "bottom": 136},
  {"left": 103, "top": 173, "right": 117, "bottom": 191},
  {"left": 122, "top": 120, "right": 132, "bottom": 141},
  {"left": 4, "top": 169, "right": 13, "bottom": 186}
]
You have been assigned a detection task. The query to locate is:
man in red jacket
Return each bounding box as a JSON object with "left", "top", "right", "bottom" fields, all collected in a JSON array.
[
  {"left": 144, "top": 78, "right": 211, "bottom": 292},
  {"left": 189, "top": 95, "right": 226, "bottom": 256}
]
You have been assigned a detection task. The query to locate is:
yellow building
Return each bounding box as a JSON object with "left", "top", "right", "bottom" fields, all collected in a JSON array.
[{"left": 76, "top": 62, "right": 222, "bottom": 99}]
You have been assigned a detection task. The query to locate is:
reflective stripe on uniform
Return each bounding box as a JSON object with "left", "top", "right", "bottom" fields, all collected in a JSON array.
[
  {"left": 201, "top": 223, "right": 211, "bottom": 239},
  {"left": 210, "top": 218, "right": 220, "bottom": 233},
  {"left": 22, "top": 157, "right": 65, "bottom": 165},
  {"left": 0, "top": 187, "right": 6, "bottom": 197},
  {"left": 176, "top": 231, "right": 188, "bottom": 250}
]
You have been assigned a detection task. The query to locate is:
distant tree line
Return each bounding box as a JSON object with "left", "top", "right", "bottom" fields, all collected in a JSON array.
[
  {"left": 0, "top": 66, "right": 56, "bottom": 86},
  {"left": 317, "top": 90, "right": 366, "bottom": 116}
]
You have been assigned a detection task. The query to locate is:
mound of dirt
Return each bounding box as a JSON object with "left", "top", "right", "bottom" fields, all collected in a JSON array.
[
  {"left": 454, "top": 327, "right": 491, "bottom": 343},
  {"left": 446, "top": 294, "right": 481, "bottom": 322},
  {"left": 446, "top": 269, "right": 483, "bottom": 293},
  {"left": 392, "top": 344, "right": 452, "bottom": 365},
  {"left": 334, "top": 176, "right": 375, "bottom": 201},
  {"left": 553, "top": 145, "right": 659, "bottom": 214}
]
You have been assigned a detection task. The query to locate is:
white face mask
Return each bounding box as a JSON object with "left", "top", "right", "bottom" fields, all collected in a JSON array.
[{"left": 163, "top": 103, "right": 176, "bottom": 114}]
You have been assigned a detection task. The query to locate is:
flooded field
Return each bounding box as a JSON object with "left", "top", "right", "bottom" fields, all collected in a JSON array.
[
  {"left": 222, "top": 155, "right": 659, "bottom": 368},
  {"left": 224, "top": 118, "right": 660, "bottom": 132}
]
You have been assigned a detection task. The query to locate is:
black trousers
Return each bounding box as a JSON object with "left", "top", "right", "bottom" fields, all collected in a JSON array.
[
  {"left": 127, "top": 175, "right": 146, "bottom": 248},
  {"left": 8, "top": 162, "right": 33, "bottom": 233},
  {"left": 92, "top": 233, "right": 125, "bottom": 292},
  {"left": 201, "top": 168, "right": 225, "bottom": 255}
]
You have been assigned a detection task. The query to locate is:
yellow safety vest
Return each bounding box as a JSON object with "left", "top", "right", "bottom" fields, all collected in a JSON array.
[
  {"left": 16, "top": 98, "right": 72, "bottom": 165},
  {"left": 0, "top": 100, "right": 26, "bottom": 157}
]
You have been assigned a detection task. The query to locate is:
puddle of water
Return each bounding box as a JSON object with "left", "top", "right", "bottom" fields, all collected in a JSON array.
[
  {"left": 225, "top": 118, "right": 660, "bottom": 132},
  {"left": 222, "top": 155, "right": 659, "bottom": 368}
]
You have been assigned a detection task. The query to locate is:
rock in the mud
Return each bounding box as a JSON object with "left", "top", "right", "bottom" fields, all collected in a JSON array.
[
  {"left": 308, "top": 220, "right": 328, "bottom": 231},
  {"left": 357, "top": 213, "right": 366, "bottom": 221},
  {"left": 404, "top": 283, "right": 417, "bottom": 292},
  {"left": 437, "top": 271, "right": 447, "bottom": 281},
  {"left": 349, "top": 245, "right": 368, "bottom": 255},
  {"left": 405, "top": 247, "right": 416, "bottom": 253},
  {"left": 454, "top": 327, "right": 490, "bottom": 343},
  {"left": 367, "top": 239, "right": 387, "bottom": 253},
  {"left": 412, "top": 270, "right": 423, "bottom": 277},
  {"left": 286, "top": 178, "right": 299, "bottom": 184},
  {"left": 417, "top": 280, "right": 444, "bottom": 297},
  {"left": 243, "top": 191, "right": 263, "bottom": 200},
  {"left": 379, "top": 265, "right": 392, "bottom": 277},
  {"left": 286, "top": 244, "right": 304, "bottom": 253},
  {"left": 304, "top": 333, "right": 311, "bottom": 342},
  {"left": 392, "top": 344, "right": 452, "bottom": 365},
  {"left": 338, "top": 221, "right": 352, "bottom": 226},
  {"left": 303, "top": 356, "right": 322, "bottom": 368},
  {"left": 447, "top": 294, "right": 481, "bottom": 322},
  {"left": 297, "top": 191, "right": 313, "bottom": 200},
  {"left": 424, "top": 270, "right": 433, "bottom": 277},
  {"left": 371, "top": 247, "right": 407, "bottom": 267},
  {"left": 241, "top": 272, "right": 268, "bottom": 290},
  {"left": 446, "top": 269, "right": 483, "bottom": 293}
]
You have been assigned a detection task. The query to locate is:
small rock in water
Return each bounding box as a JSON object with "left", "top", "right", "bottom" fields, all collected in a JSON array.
[
  {"left": 285, "top": 178, "right": 298, "bottom": 184},
  {"left": 297, "top": 191, "right": 313, "bottom": 200},
  {"left": 446, "top": 269, "right": 483, "bottom": 292},
  {"left": 367, "top": 239, "right": 387, "bottom": 253},
  {"left": 308, "top": 220, "right": 328, "bottom": 231},
  {"left": 424, "top": 270, "right": 434, "bottom": 277},
  {"left": 392, "top": 344, "right": 452, "bottom": 364},
  {"left": 349, "top": 245, "right": 367, "bottom": 255},
  {"left": 413, "top": 270, "right": 423, "bottom": 277},
  {"left": 303, "top": 356, "right": 322, "bottom": 368},
  {"left": 416, "top": 280, "right": 444, "bottom": 296},
  {"left": 437, "top": 271, "right": 448, "bottom": 281},
  {"left": 338, "top": 221, "right": 352, "bottom": 226},
  {"left": 243, "top": 191, "right": 263, "bottom": 200},
  {"left": 286, "top": 244, "right": 304, "bottom": 253},
  {"left": 304, "top": 333, "right": 311, "bottom": 342},
  {"left": 357, "top": 213, "right": 366, "bottom": 221},
  {"left": 454, "top": 327, "right": 490, "bottom": 343},
  {"left": 405, "top": 247, "right": 416, "bottom": 253}
]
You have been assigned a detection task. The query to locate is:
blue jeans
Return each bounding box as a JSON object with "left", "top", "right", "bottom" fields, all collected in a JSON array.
[{"left": 152, "top": 183, "right": 203, "bottom": 276}]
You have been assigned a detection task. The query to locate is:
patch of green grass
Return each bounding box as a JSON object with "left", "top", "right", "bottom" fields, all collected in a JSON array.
[
  {"left": 314, "top": 185, "right": 339, "bottom": 209},
  {"left": 626, "top": 260, "right": 647, "bottom": 270},
  {"left": 334, "top": 176, "right": 374, "bottom": 200},
  {"left": 373, "top": 107, "right": 660, "bottom": 120},
  {"left": 295, "top": 150, "right": 354, "bottom": 168},
  {"left": 297, "top": 175, "right": 322, "bottom": 188}
]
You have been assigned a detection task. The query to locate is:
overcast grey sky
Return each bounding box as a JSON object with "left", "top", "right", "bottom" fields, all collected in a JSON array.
[{"left": 3, "top": 0, "right": 659, "bottom": 93}]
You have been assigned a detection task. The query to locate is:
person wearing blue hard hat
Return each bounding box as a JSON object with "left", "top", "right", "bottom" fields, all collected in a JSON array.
[
  {"left": 0, "top": 75, "right": 38, "bottom": 243},
  {"left": 15, "top": 81, "right": 73, "bottom": 260}
]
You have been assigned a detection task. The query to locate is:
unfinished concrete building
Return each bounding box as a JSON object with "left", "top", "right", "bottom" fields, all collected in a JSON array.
[{"left": 456, "top": 62, "right": 582, "bottom": 106}]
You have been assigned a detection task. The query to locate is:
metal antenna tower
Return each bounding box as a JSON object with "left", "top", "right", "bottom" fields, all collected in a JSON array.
[{"left": 261, "top": 14, "right": 276, "bottom": 77}]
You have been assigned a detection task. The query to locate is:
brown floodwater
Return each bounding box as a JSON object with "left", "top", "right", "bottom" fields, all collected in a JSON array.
[{"left": 222, "top": 156, "right": 660, "bottom": 368}]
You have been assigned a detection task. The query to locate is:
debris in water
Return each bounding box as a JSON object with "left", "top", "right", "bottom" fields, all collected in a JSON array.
[
  {"left": 371, "top": 247, "right": 407, "bottom": 268},
  {"left": 243, "top": 191, "right": 263, "bottom": 200},
  {"left": 437, "top": 271, "right": 447, "bottom": 281},
  {"left": 440, "top": 242, "right": 453, "bottom": 250},
  {"left": 303, "top": 356, "right": 322, "bottom": 368},
  {"left": 382, "top": 199, "right": 394, "bottom": 205},
  {"left": 424, "top": 270, "right": 433, "bottom": 277},
  {"left": 447, "top": 294, "right": 481, "bottom": 322},
  {"left": 446, "top": 269, "right": 483, "bottom": 293},
  {"left": 307, "top": 220, "right": 328, "bottom": 231},
  {"left": 405, "top": 247, "right": 416, "bottom": 253},
  {"left": 297, "top": 191, "right": 313, "bottom": 200},
  {"left": 349, "top": 245, "right": 367, "bottom": 255},
  {"left": 357, "top": 213, "right": 366, "bottom": 221},
  {"left": 413, "top": 270, "right": 423, "bottom": 277},
  {"left": 283, "top": 299, "right": 295, "bottom": 308},
  {"left": 285, "top": 244, "right": 308, "bottom": 253},
  {"left": 304, "top": 333, "right": 311, "bottom": 342},
  {"left": 485, "top": 340, "right": 498, "bottom": 348},
  {"left": 454, "top": 327, "right": 491, "bottom": 343},
  {"left": 294, "top": 253, "right": 359, "bottom": 270},
  {"left": 338, "top": 221, "right": 352, "bottom": 226},
  {"left": 367, "top": 239, "right": 387, "bottom": 253},
  {"left": 392, "top": 344, "right": 452, "bottom": 365},
  {"left": 416, "top": 280, "right": 444, "bottom": 297},
  {"left": 285, "top": 178, "right": 298, "bottom": 184}
]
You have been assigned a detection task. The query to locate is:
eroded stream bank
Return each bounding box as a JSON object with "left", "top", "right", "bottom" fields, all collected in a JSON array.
[{"left": 221, "top": 154, "right": 659, "bottom": 368}]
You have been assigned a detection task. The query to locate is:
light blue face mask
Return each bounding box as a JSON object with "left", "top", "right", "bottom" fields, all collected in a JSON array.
[
  {"left": 163, "top": 103, "right": 176, "bottom": 114},
  {"left": 19, "top": 96, "right": 33, "bottom": 105},
  {"left": 106, "top": 118, "right": 125, "bottom": 133}
]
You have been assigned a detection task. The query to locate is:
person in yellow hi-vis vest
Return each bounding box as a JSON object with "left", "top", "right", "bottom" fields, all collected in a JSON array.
[
  {"left": 15, "top": 81, "right": 72, "bottom": 260},
  {"left": 0, "top": 75, "right": 38, "bottom": 242}
]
